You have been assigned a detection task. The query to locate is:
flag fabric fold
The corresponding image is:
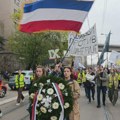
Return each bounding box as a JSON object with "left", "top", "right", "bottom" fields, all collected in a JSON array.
[
  {"left": 19, "top": 0, "right": 94, "bottom": 33},
  {"left": 97, "top": 31, "right": 111, "bottom": 65}
]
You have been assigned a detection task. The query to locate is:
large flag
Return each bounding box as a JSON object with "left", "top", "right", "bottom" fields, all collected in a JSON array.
[
  {"left": 19, "top": 0, "right": 94, "bottom": 33},
  {"left": 97, "top": 31, "right": 111, "bottom": 65}
]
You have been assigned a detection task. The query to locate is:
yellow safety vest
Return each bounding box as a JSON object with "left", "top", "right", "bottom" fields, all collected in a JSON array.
[
  {"left": 15, "top": 74, "right": 24, "bottom": 88},
  {"left": 77, "top": 71, "right": 86, "bottom": 83},
  {"left": 108, "top": 73, "right": 118, "bottom": 89},
  {"left": 82, "top": 71, "right": 86, "bottom": 83}
]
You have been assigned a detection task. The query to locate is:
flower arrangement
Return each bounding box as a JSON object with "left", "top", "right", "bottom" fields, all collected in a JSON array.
[{"left": 29, "top": 76, "right": 73, "bottom": 120}]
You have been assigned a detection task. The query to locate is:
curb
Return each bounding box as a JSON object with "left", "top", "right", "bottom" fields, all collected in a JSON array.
[{"left": 0, "top": 93, "right": 28, "bottom": 106}]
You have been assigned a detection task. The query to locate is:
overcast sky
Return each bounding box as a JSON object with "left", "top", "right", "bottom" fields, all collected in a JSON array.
[
  {"left": 80, "top": 0, "right": 120, "bottom": 65},
  {"left": 81, "top": 0, "right": 120, "bottom": 46}
]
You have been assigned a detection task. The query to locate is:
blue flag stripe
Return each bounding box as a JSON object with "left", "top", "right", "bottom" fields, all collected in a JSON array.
[{"left": 24, "top": 0, "right": 93, "bottom": 13}]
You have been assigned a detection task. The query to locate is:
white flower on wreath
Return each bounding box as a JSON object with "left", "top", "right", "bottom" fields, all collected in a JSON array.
[
  {"left": 37, "top": 94, "right": 43, "bottom": 101},
  {"left": 51, "top": 116, "right": 57, "bottom": 120},
  {"left": 40, "top": 106, "right": 47, "bottom": 113},
  {"left": 39, "top": 83, "right": 44, "bottom": 87},
  {"left": 34, "top": 83, "right": 37, "bottom": 87},
  {"left": 30, "top": 93, "right": 35, "bottom": 99},
  {"left": 64, "top": 102, "right": 70, "bottom": 109},
  {"left": 58, "top": 83, "right": 65, "bottom": 90},
  {"left": 47, "top": 88, "right": 54, "bottom": 95},
  {"left": 48, "top": 109, "right": 52, "bottom": 113},
  {"left": 42, "top": 89, "right": 46, "bottom": 93},
  {"left": 65, "top": 92, "right": 68, "bottom": 96},
  {"left": 52, "top": 102, "right": 59, "bottom": 109},
  {"left": 41, "top": 96, "right": 52, "bottom": 108}
]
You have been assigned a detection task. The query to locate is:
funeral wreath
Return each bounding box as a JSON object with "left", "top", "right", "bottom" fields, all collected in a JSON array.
[{"left": 29, "top": 76, "right": 73, "bottom": 120}]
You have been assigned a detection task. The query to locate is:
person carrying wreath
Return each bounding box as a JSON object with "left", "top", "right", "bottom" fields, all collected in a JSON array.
[{"left": 64, "top": 66, "right": 80, "bottom": 120}]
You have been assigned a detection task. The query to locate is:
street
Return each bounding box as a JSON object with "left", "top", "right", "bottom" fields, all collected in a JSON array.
[{"left": 0, "top": 87, "right": 120, "bottom": 120}]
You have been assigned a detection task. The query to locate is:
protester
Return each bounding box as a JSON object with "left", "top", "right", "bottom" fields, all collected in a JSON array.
[
  {"left": 29, "top": 65, "right": 46, "bottom": 120},
  {"left": 95, "top": 66, "right": 108, "bottom": 108},
  {"left": 15, "top": 69, "right": 25, "bottom": 105},
  {"left": 108, "top": 69, "right": 119, "bottom": 105},
  {"left": 64, "top": 66, "right": 80, "bottom": 120},
  {"left": 34, "top": 65, "right": 46, "bottom": 80},
  {"left": 77, "top": 68, "right": 84, "bottom": 86},
  {"left": 85, "top": 67, "right": 95, "bottom": 103},
  {"left": 50, "top": 64, "right": 62, "bottom": 77},
  {"left": 29, "top": 65, "right": 46, "bottom": 95}
]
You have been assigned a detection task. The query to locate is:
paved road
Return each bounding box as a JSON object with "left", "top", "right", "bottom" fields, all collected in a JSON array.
[
  {"left": 0, "top": 98, "right": 29, "bottom": 120},
  {"left": 0, "top": 85, "right": 28, "bottom": 105},
  {"left": 80, "top": 87, "right": 120, "bottom": 120},
  {"left": 0, "top": 87, "right": 120, "bottom": 120}
]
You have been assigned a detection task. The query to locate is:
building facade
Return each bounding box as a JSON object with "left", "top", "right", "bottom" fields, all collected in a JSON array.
[{"left": 0, "top": 0, "right": 34, "bottom": 39}]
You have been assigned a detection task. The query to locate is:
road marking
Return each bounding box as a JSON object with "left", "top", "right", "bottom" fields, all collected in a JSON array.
[{"left": 0, "top": 93, "right": 28, "bottom": 106}]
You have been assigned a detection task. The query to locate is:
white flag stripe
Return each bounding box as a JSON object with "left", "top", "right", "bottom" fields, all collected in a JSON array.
[{"left": 21, "top": 8, "right": 88, "bottom": 24}]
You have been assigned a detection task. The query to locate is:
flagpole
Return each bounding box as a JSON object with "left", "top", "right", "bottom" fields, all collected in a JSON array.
[{"left": 61, "top": 34, "right": 76, "bottom": 63}]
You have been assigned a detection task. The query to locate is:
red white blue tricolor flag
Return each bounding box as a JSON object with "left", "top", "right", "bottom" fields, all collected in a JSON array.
[{"left": 19, "top": 0, "right": 94, "bottom": 33}]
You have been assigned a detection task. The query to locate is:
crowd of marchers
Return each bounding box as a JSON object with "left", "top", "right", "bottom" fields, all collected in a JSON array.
[
  {"left": 0, "top": 63, "right": 120, "bottom": 120},
  {"left": 76, "top": 65, "right": 120, "bottom": 107}
]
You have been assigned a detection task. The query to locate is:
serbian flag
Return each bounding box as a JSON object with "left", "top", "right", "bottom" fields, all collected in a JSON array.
[{"left": 19, "top": 0, "right": 94, "bottom": 33}]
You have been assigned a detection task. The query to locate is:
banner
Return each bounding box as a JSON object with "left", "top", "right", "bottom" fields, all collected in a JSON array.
[
  {"left": 68, "top": 25, "right": 98, "bottom": 56},
  {"left": 48, "top": 49, "right": 69, "bottom": 59},
  {"left": 109, "top": 50, "right": 120, "bottom": 65}
]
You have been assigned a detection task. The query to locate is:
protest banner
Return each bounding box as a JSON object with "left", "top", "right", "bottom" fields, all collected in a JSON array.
[{"left": 68, "top": 25, "right": 98, "bottom": 56}]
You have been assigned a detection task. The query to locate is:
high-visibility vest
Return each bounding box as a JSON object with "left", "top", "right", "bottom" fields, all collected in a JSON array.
[
  {"left": 108, "top": 73, "right": 118, "bottom": 89},
  {"left": 118, "top": 73, "right": 120, "bottom": 81},
  {"left": 77, "top": 73, "right": 82, "bottom": 84},
  {"left": 82, "top": 71, "right": 86, "bottom": 83},
  {"left": 77, "top": 71, "right": 86, "bottom": 83},
  {"left": 15, "top": 74, "right": 24, "bottom": 88}
]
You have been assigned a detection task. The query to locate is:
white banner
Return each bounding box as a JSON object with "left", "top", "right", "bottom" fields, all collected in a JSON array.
[
  {"left": 68, "top": 25, "right": 98, "bottom": 56},
  {"left": 48, "top": 49, "right": 60, "bottom": 59},
  {"left": 48, "top": 49, "right": 69, "bottom": 59},
  {"left": 109, "top": 50, "right": 120, "bottom": 65}
]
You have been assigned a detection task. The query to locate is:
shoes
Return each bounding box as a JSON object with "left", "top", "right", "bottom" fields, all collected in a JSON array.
[
  {"left": 16, "top": 103, "right": 20, "bottom": 106},
  {"left": 21, "top": 99, "right": 25, "bottom": 102},
  {"left": 92, "top": 97, "right": 95, "bottom": 101},
  {"left": 97, "top": 105, "right": 101, "bottom": 108}
]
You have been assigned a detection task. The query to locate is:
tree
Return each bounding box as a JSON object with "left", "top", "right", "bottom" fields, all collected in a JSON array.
[
  {"left": 9, "top": 8, "right": 68, "bottom": 69},
  {"left": 7, "top": 31, "right": 68, "bottom": 69}
]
